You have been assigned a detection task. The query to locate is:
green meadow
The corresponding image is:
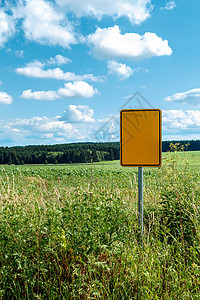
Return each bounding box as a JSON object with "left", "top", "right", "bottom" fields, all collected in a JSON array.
[{"left": 0, "top": 151, "right": 200, "bottom": 299}]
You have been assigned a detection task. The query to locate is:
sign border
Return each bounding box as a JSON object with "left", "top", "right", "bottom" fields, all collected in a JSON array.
[{"left": 120, "top": 109, "right": 162, "bottom": 167}]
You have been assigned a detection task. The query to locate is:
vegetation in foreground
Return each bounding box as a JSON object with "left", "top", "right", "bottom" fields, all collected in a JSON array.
[{"left": 0, "top": 151, "right": 200, "bottom": 299}]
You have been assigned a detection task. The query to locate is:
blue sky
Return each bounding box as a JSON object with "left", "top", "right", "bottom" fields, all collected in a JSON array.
[{"left": 0, "top": 0, "right": 200, "bottom": 146}]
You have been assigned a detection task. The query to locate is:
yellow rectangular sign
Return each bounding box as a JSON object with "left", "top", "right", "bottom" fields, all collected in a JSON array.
[{"left": 120, "top": 109, "right": 162, "bottom": 167}]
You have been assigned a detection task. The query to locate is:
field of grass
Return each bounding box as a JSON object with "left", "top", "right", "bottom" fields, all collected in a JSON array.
[
  {"left": 0, "top": 151, "right": 200, "bottom": 299},
  {"left": 19, "top": 150, "right": 200, "bottom": 170}
]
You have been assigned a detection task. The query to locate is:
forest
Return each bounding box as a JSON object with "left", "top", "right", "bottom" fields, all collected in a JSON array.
[{"left": 0, "top": 140, "right": 199, "bottom": 165}]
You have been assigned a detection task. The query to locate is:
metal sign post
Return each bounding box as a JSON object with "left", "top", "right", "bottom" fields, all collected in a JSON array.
[{"left": 138, "top": 167, "right": 143, "bottom": 242}]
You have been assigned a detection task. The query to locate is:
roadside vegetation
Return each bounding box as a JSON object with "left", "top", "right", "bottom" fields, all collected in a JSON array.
[{"left": 0, "top": 150, "right": 199, "bottom": 299}]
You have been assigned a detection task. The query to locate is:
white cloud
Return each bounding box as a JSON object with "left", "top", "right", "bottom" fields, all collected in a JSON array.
[
  {"left": 55, "top": 0, "right": 152, "bottom": 24},
  {"left": 25, "top": 60, "right": 44, "bottom": 68},
  {"left": 38, "top": 118, "right": 75, "bottom": 132},
  {"left": 0, "top": 9, "right": 15, "bottom": 47},
  {"left": 0, "top": 91, "right": 13, "bottom": 104},
  {"left": 60, "top": 105, "right": 95, "bottom": 123},
  {"left": 46, "top": 55, "right": 72, "bottom": 65},
  {"left": 25, "top": 55, "right": 71, "bottom": 67},
  {"left": 163, "top": 110, "right": 200, "bottom": 132},
  {"left": 14, "top": 0, "right": 76, "bottom": 48},
  {"left": 165, "top": 1, "right": 176, "bottom": 10},
  {"left": 16, "top": 56, "right": 103, "bottom": 82},
  {"left": 0, "top": 111, "right": 105, "bottom": 145},
  {"left": 88, "top": 26, "right": 172, "bottom": 60},
  {"left": 5, "top": 116, "right": 76, "bottom": 133},
  {"left": 20, "top": 81, "right": 98, "bottom": 100},
  {"left": 16, "top": 65, "right": 102, "bottom": 82},
  {"left": 165, "top": 88, "right": 200, "bottom": 106},
  {"left": 19, "top": 55, "right": 71, "bottom": 68},
  {"left": 0, "top": 115, "right": 79, "bottom": 145},
  {"left": 21, "top": 89, "right": 59, "bottom": 100},
  {"left": 58, "top": 81, "right": 98, "bottom": 98},
  {"left": 107, "top": 60, "right": 133, "bottom": 80}
]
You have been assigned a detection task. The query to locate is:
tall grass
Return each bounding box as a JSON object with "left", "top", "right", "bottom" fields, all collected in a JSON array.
[{"left": 0, "top": 155, "right": 199, "bottom": 299}]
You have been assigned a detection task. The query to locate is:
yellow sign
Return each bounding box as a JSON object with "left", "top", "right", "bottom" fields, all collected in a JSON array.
[{"left": 120, "top": 109, "right": 162, "bottom": 167}]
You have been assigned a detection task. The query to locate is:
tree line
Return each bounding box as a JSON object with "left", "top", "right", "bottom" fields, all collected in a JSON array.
[
  {"left": 0, "top": 142, "right": 119, "bottom": 165},
  {"left": 0, "top": 140, "right": 199, "bottom": 165},
  {"left": 162, "top": 140, "right": 200, "bottom": 152}
]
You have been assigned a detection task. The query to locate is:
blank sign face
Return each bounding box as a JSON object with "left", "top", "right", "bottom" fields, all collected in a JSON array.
[{"left": 120, "top": 109, "right": 162, "bottom": 167}]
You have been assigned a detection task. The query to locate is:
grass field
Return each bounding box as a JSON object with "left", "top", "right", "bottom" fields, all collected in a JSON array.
[{"left": 0, "top": 151, "right": 199, "bottom": 299}]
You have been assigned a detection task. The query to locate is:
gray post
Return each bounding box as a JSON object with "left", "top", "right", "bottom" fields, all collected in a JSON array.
[{"left": 138, "top": 167, "right": 143, "bottom": 239}]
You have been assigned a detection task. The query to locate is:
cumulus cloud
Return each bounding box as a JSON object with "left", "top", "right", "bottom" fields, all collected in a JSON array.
[
  {"left": 20, "top": 81, "right": 98, "bottom": 100},
  {"left": 26, "top": 55, "right": 71, "bottom": 67},
  {"left": 25, "top": 60, "right": 44, "bottom": 68},
  {"left": 16, "top": 65, "right": 102, "bottom": 82},
  {"left": 13, "top": 0, "right": 76, "bottom": 48},
  {"left": 9, "top": 116, "right": 75, "bottom": 133},
  {"left": 58, "top": 81, "right": 98, "bottom": 98},
  {"left": 21, "top": 89, "right": 59, "bottom": 100},
  {"left": 0, "top": 115, "right": 79, "bottom": 145},
  {"left": 163, "top": 110, "right": 200, "bottom": 132},
  {"left": 0, "top": 91, "right": 13, "bottom": 104},
  {"left": 0, "top": 109, "right": 101, "bottom": 145},
  {"left": 55, "top": 0, "right": 152, "bottom": 24},
  {"left": 107, "top": 60, "right": 133, "bottom": 80},
  {"left": 46, "top": 55, "right": 72, "bottom": 65},
  {"left": 0, "top": 9, "right": 15, "bottom": 47},
  {"left": 88, "top": 26, "right": 172, "bottom": 60},
  {"left": 21, "top": 55, "right": 71, "bottom": 68},
  {"left": 0, "top": 0, "right": 155, "bottom": 51},
  {"left": 16, "top": 57, "right": 103, "bottom": 82},
  {"left": 38, "top": 118, "right": 74, "bottom": 132},
  {"left": 60, "top": 105, "right": 95, "bottom": 123},
  {"left": 165, "top": 88, "right": 200, "bottom": 107}
]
